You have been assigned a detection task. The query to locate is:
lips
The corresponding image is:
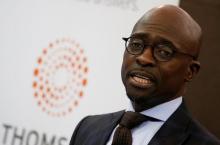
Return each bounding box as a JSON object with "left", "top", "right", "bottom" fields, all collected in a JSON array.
[{"left": 128, "top": 70, "right": 155, "bottom": 88}]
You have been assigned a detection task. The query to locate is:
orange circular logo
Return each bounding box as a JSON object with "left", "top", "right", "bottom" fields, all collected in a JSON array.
[{"left": 32, "top": 38, "right": 88, "bottom": 117}]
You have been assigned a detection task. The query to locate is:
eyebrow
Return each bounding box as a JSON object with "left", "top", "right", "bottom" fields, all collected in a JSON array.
[
  {"left": 130, "top": 33, "right": 149, "bottom": 38},
  {"left": 130, "top": 33, "right": 175, "bottom": 47}
]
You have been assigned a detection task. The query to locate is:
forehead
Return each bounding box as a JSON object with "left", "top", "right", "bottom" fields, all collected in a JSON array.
[
  {"left": 132, "top": 21, "right": 189, "bottom": 51},
  {"left": 132, "top": 23, "right": 186, "bottom": 49},
  {"left": 131, "top": 7, "right": 200, "bottom": 55}
]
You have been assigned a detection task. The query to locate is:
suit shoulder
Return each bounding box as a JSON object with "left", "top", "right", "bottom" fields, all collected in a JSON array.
[
  {"left": 82, "top": 110, "right": 125, "bottom": 125},
  {"left": 69, "top": 110, "right": 124, "bottom": 145},
  {"left": 73, "top": 110, "right": 124, "bottom": 133},
  {"left": 188, "top": 119, "right": 220, "bottom": 145},
  {"left": 89, "top": 110, "right": 125, "bottom": 118}
]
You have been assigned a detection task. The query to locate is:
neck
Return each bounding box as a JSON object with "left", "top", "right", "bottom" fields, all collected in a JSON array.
[{"left": 131, "top": 96, "right": 181, "bottom": 112}]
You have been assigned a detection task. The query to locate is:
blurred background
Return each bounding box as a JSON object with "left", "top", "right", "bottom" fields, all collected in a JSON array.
[{"left": 0, "top": 0, "right": 219, "bottom": 144}]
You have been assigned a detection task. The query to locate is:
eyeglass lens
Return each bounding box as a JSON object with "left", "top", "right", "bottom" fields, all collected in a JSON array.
[{"left": 125, "top": 37, "right": 175, "bottom": 61}]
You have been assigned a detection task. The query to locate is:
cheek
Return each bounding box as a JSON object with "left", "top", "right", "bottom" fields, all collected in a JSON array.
[
  {"left": 121, "top": 52, "right": 129, "bottom": 82},
  {"left": 121, "top": 52, "right": 133, "bottom": 75},
  {"left": 159, "top": 60, "right": 189, "bottom": 88}
]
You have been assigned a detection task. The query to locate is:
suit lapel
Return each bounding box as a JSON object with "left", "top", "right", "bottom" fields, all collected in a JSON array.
[
  {"left": 87, "top": 102, "right": 192, "bottom": 145},
  {"left": 148, "top": 102, "right": 191, "bottom": 145},
  {"left": 93, "top": 110, "right": 125, "bottom": 145}
]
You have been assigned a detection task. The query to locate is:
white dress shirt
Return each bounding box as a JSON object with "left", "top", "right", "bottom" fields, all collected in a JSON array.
[{"left": 106, "top": 97, "right": 182, "bottom": 145}]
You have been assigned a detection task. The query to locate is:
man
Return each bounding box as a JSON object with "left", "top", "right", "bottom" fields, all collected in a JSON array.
[{"left": 69, "top": 5, "right": 220, "bottom": 145}]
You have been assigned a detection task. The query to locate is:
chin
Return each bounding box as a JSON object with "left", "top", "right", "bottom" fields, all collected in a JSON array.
[
  {"left": 126, "top": 88, "right": 154, "bottom": 104},
  {"left": 125, "top": 88, "right": 171, "bottom": 110},
  {"left": 126, "top": 92, "right": 156, "bottom": 111}
]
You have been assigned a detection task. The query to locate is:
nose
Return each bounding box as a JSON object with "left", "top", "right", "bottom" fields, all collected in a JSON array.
[{"left": 136, "top": 47, "right": 156, "bottom": 67}]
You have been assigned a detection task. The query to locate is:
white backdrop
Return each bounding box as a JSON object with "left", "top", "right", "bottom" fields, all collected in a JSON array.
[{"left": 0, "top": 0, "right": 179, "bottom": 144}]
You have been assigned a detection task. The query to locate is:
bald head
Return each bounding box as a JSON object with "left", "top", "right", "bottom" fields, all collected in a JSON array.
[{"left": 132, "top": 5, "right": 202, "bottom": 59}]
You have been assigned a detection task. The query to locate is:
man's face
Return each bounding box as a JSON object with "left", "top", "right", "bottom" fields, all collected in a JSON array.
[{"left": 121, "top": 11, "right": 198, "bottom": 110}]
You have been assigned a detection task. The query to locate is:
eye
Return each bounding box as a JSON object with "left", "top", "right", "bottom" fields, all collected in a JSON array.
[
  {"left": 127, "top": 38, "right": 144, "bottom": 53},
  {"left": 129, "top": 42, "right": 143, "bottom": 49},
  {"left": 154, "top": 45, "right": 174, "bottom": 59}
]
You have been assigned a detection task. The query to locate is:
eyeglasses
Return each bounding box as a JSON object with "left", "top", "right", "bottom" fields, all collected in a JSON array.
[{"left": 122, "top": 37, "right": 196, "bottom": 62}]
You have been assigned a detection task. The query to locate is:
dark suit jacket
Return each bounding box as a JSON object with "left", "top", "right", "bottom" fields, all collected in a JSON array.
[{"left": 69, "top": 103, "right": 220, "bottom": 145}]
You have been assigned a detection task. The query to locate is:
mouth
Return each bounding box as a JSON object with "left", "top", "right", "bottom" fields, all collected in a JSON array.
[{"left": 128, "top": 71, "right": 155, "bottom": 88}]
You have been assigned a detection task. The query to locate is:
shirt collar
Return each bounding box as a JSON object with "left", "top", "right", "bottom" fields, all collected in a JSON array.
[{"left": 126, "top": 97, "right": 182, "bottom": 122}]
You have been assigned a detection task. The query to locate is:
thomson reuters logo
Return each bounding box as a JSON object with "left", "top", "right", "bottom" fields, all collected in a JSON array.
[{"left": 32, "top": 38, "right": 88, "bottom": 117}]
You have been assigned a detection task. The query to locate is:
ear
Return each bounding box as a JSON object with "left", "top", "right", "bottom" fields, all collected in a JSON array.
[{"left": 185, "top": 60, "right": 200, "bottom": 82}]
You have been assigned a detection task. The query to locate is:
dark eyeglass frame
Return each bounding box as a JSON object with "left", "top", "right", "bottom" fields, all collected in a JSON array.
[{"left": 122, "top": 37, "right": 197, "bottom": 61}]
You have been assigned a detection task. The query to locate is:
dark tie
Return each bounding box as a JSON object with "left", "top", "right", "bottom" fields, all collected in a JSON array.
[{"left": 111, "top": 111, "right": 159, "bottom": 145}]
